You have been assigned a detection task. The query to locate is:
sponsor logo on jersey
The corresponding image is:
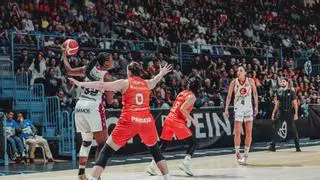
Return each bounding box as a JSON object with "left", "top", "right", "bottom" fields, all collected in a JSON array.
[
  {"left": 240, "top": 87, "right": 247, "bottom": 95},
  {"left": 76, "top": 108, "right": 90, "bottom": 113},
  {"left": 131, "top": 116, "right": 151, "bottom": 123}
]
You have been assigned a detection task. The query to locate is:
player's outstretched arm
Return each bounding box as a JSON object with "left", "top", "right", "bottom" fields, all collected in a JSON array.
[
  {"left": 68, "top": 77, "right": 128, "bottom": 93},
  {"left": 180, "top": 94, "right": 197, "bottom": 126},
  {"left": 147, "top": 64, "right": 173, "bottom": 90},
  {"left": 61, "top": 47, "right": 85, "bottom": 77},
  {"left": 224, "top": 80, "right": 235, "bottom": 118}
]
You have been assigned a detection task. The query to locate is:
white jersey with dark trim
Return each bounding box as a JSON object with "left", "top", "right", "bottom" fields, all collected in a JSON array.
[
  {"left": 234, "top": 77, "right": 252, "bottom": 109},
  {"left": 79, "top": 66, "right": 107, "bottom": 101}
]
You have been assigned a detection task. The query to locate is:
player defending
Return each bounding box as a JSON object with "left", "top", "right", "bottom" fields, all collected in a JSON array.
[
  {"left": 62, "top": 49, "right": 114, "bottom": 180},
  {"left": 224, "top": 65, "right": 258, "bottom": 165},
  {"left": 68, "top": 62, "right": 173, "bottom": 180},
  {"left": 146, "top": 78, "right": 200, "bottom": 176}
]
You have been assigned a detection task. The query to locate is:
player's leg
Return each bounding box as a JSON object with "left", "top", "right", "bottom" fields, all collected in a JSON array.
[
  {"left": 140, "top": 118, "right": 170, "bottom": 180},
  {"left": 89, "top": 117, "right": 136, "bottom": 180},
  {"left": 74, "top": 102, "right": 93, "bottom": 180},
  {"left": 78, "top": 132, "right": 93, "bottom": 178},
  {"left": 93, "top": 129, "right": 108, "bottom": 159},
  {"left": 146, "top": 122, "right": 173, "bottom": 175},
  {"left": 234, "top": 115, "right": 243, "bottom": 161},
  {"left": 89, "top": 136, "right": 119, "bottom": 179},
  {"left": 159, "top": 120, "right": 175, "bottom": 153},
  {"left": 287, "top": 112, "right": 301, "bottom": 152},
  {"left": 269, "top": 113, "right": 282, "bottom": 152},
  {"left": 174, "top": 124, "right": 196, "bottom": 176},
  {"left": 238, "top": 120, "right": 253, "bottom": 165}
]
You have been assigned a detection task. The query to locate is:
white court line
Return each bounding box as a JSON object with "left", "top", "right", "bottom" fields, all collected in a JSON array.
[
  {"left": 126, "top": 158, "right": 141, "bottom": 161},
  {"left": 111, "top": 160, "right": 126, "bottom": 162}
]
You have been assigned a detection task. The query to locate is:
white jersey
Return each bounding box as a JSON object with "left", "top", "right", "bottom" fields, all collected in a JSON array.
[
  {"left": 79, "top": 66, "right": 107, "bottom": 101},
  {"left": 234, "top": 77, "right": 252, "bottom": 109}
]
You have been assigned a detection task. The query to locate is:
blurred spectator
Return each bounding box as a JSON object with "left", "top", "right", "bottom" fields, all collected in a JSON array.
[
  {"left": 195, "top": 88, "right": 209, "bottom": 108},
  {"left": 44, "top": 67, "right": 62, "bottom": 96},
  {"left": 16, "top": 113, "right": 54, "bottom": 163},
  {"left": 18, "top": 48, "right": 32, "bottom": 72},
  {"left": 5, "top": 111, "right": 26, "bottom": 161},
  {"left": 28, "top": 52, "right": 46, "bottom": 85},
  {"left": 57, "top": 88, "right": 73, "bottom": 112},
  {"left": 47, "top": 58, "right": 62, "bottom": 77}
]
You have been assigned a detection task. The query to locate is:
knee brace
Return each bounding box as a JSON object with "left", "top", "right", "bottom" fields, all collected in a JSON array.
[
  {"left": 95, "top": 144, "right": 116, "bottom": 168},
  {"left": 79, "top": 133, "right": 93, "bottom": 157},
  {"left": 148, "top": 143, "right": 164, "bottom": 163}
]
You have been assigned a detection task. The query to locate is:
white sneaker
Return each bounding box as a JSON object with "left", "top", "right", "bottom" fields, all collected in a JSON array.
[
  {"left": 179, "top": 161, "right": 193, "bottom": 176},
  {"left": 146, "top": 164, "right": 157, "bottom": 176},
  {"left": 238, "top": 155, "right": 248, "bottom": 165},
  {"left": 235, "top": 152, "right": 242, "bottom": 162}
]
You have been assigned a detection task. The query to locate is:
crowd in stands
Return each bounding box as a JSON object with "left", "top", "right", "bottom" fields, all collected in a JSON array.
[
  {"left": 1, "top": 0, "right": 319, "bottom": 57},
  {"left": 5, "top": 111, "right": 55, "bottom": 163},
  {"left": 0, "top": 0, "right": 319, "bottom": 118},
  {"left": 15, "top": 46, "right": 320, "bottom": 119}
]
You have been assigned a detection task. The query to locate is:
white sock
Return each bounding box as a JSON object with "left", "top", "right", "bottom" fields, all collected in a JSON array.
[
  {"left": 244, "top": 146, "right": 250, "bottom": 156},
  {"left": 150, "top": 160, "right": 156, "bottom": 167},
  {"left": 88, "top": 177, "right": 98, "bottom": 180},
  {"left": 164, "top": 174, "right": 170, "bottom": 180},
  {"left": 184, "top": 154, "right": 191, "bottom": 161},
  {"left": 235, "top": 146, "right": 240, "bottom": 153}
]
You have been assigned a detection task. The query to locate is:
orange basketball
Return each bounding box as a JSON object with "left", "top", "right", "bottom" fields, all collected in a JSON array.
[{"left": 62, "top": 39, "right": 79, "bottom": 55}]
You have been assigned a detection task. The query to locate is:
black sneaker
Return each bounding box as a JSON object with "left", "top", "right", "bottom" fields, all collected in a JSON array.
[
  {"left": 269, "top": 144, "right": 276, "bottom": 152},
  {"left": 296, "top": 147, "right": 301, "bottom": 152}
]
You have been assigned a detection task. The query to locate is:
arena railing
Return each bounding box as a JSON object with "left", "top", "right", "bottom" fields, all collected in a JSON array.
[
  {"left": 10, "top": 32, "right": 161, "bottom": 62},
  {"left": 312, "top": 64, "right": 320, "bottom": 76},
  {"left": 178, "top": 43, "right": 282, "bottom": 71},
  {"left": 0, "top": 112, "right": 9, "bottom": 166},
  {"left": 59, "top": 110, "right": 76, "bottom": 160},
  {"left": 44, "top": 96, "right": 61, "bottom": 138}
]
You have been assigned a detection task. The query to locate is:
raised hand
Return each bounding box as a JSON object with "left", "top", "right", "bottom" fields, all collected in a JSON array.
[{"left": 159, "top": 64, "right": 173, "bottom": 76}]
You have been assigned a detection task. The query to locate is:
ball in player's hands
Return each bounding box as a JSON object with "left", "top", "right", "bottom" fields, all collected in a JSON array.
[{"left": 62, "top": 39, "right": 79, "bottom": 56}]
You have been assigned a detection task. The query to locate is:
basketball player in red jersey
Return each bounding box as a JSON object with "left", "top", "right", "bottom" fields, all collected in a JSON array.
[
  {"left": 224, "top": 65, "right": 258, "bottom": 165},
  {"left": 146, "top": 77, "right": 200, "bottom": 176},
  {"left": 68, "top": 62, "right": 173, "bottom": 180},
  {"left": 62, "top": 49, "right": 114, "bottom": 180}
]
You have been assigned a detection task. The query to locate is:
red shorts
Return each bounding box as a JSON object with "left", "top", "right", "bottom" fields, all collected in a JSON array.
[
  {"left": 160, "top": 115, "right": 192, "bottom": 141},
  {"left": 111, "top": 112, "right": 158, "bottom": 147}
]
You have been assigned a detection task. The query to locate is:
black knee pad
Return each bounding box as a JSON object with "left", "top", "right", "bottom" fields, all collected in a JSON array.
[
  {"left": 82, "top": 141, "right": 92, "bottom": 147},
  {"left": 148, "top": 143, "right": 164, "bottom": 163},
  {"left": 95, "top": 144, "right": 116, "bottom": 168}
]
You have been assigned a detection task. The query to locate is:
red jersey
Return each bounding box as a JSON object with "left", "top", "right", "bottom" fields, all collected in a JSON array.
[
  {"left": 122, "top": 77, "right": 150, "bottom": 112},
  {"left": 168, "top": 90, "right": 193, "bottom": 122}
]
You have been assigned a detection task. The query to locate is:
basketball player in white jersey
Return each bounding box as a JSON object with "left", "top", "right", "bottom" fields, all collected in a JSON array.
[
  {"left": 62, "top": 49, "right": 114, "bottom": 180},
  {"left": 224, "top": 65, "right": 258, "bottom": 165}
]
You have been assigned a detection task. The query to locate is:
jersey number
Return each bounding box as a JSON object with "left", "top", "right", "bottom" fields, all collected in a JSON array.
[
  {"left": 84, "top": 88, "right": 99, "bottom": 96},
  {"left": 135, "top": 93, "right": 144, "bottom": 105}
]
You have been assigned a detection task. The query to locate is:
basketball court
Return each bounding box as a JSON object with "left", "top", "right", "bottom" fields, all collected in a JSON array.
[{"left": 1, "top": 145, "right": 320, "bottom": 180}]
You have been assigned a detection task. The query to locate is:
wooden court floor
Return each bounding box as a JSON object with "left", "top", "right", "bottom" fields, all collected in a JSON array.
[{"left": 3, "top": 145, "right": 320, "bottom": 180}]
